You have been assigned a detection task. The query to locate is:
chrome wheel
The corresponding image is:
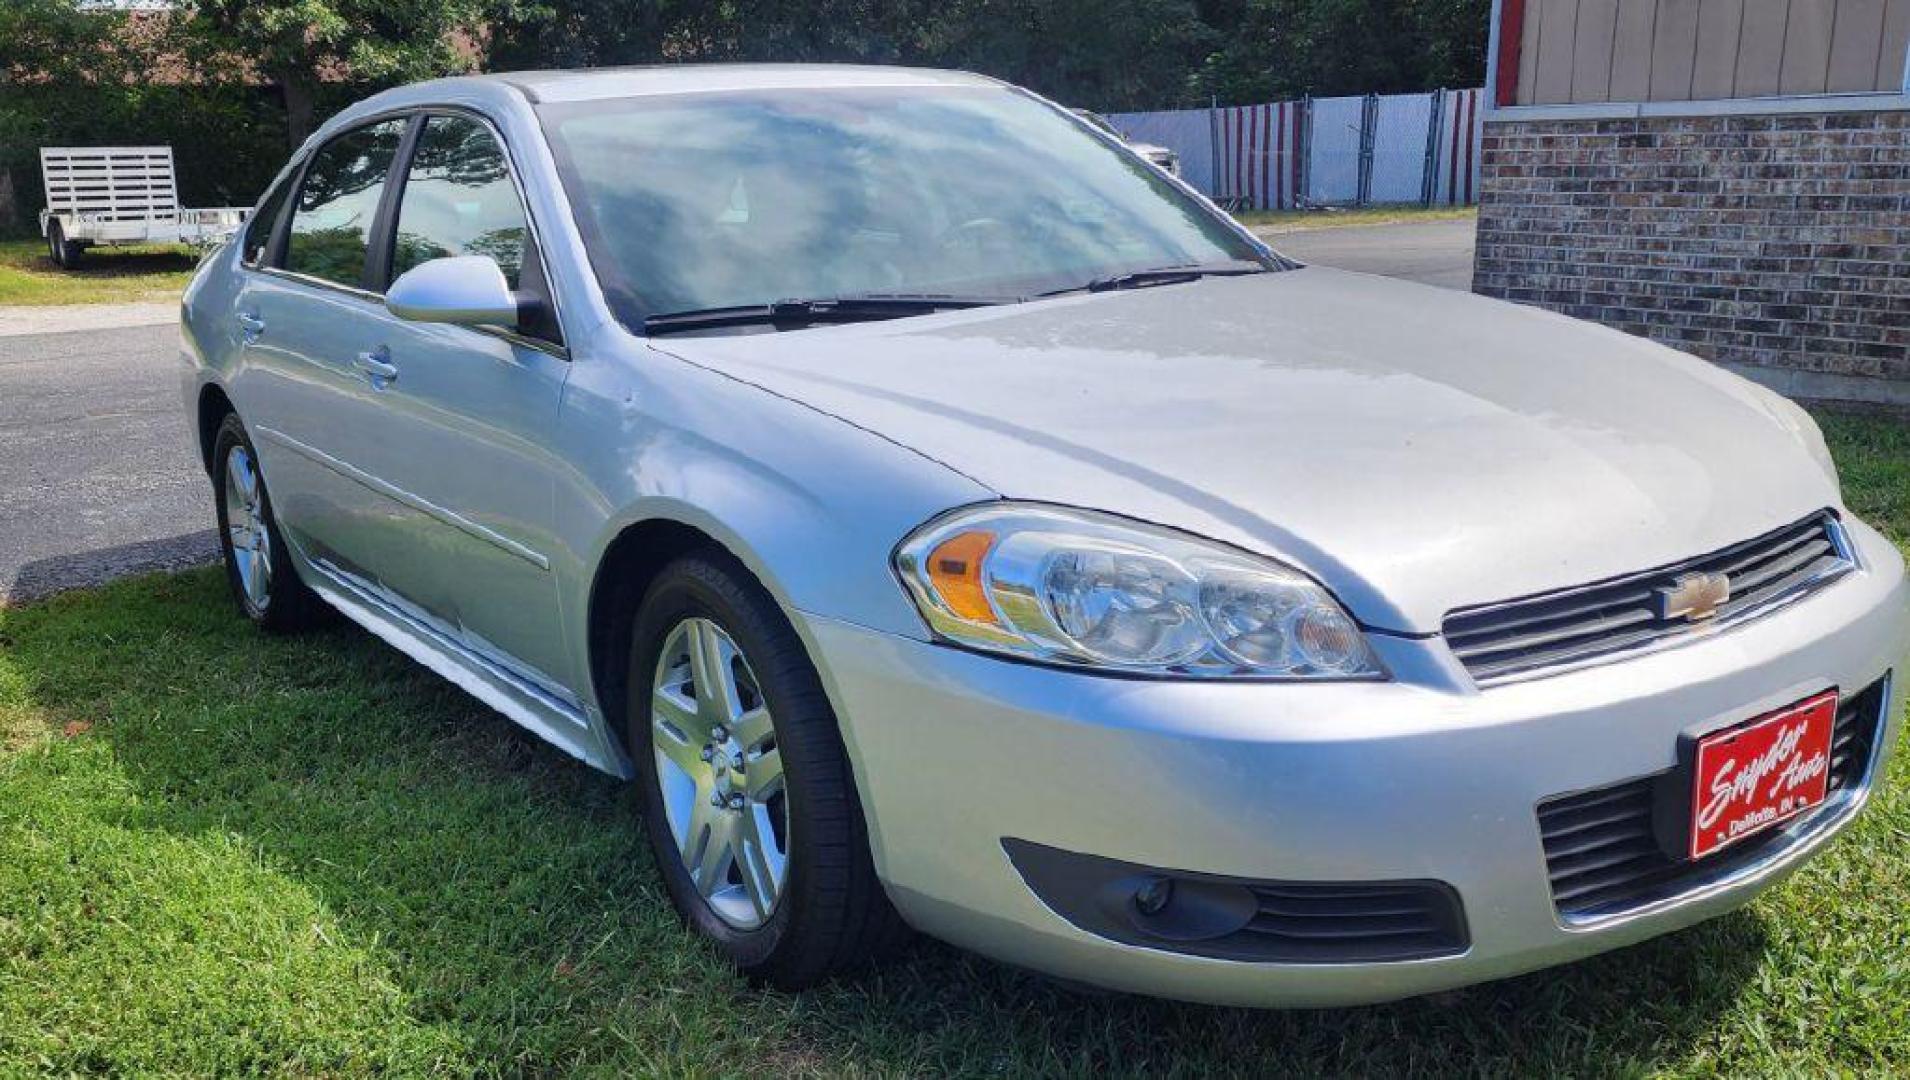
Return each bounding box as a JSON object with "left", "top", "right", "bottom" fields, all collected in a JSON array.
[
  {"left": 651, "top": 617, "right": 788, "bottom": 930},
  {"left": 223, "top": 444, "right": 272, "bottom": 612}
]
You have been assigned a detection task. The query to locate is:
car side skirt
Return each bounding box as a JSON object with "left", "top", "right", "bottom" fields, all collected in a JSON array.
[{"left": 300, "top": 556, "right": 630, "bottom": 776}]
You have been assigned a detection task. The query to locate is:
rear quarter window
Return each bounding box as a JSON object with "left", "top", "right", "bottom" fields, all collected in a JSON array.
[{"left": 241, "top": 171, "right": 295, "bottom": 267}]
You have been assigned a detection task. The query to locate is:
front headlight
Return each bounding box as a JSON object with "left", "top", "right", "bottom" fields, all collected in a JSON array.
[{"left": 893, "top": 504, "right": 1384, "bottom": 680}]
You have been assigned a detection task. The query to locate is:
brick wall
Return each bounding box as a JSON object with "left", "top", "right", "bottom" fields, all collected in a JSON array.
[{"left": 1473, "top": 110, "right": 1910, "bottom": 406}]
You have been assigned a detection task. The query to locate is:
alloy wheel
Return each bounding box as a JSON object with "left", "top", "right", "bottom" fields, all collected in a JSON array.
[
  {"left": 650, "top": 617, "right": 789, "bottom": 929},
  {"left": 223, "top": 444, "right": 273, "bottom": 612}
]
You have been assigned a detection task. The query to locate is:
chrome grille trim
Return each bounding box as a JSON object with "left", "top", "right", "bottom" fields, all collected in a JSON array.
[{"left": 1445, "top": 512, "right": 1855, "bottom": 685}]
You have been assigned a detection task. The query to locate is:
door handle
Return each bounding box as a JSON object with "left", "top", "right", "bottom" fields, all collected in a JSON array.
[
  {"left": 237, "top": 312, "right": 265, "bottom": 342},
  {"left": 354, "top": 347, "right": 398, "bottom": 386}
]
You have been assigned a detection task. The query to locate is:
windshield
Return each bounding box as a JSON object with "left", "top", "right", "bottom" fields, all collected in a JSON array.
[{"left": 537, "top": 85, "right": 1272, "bottom": 330}]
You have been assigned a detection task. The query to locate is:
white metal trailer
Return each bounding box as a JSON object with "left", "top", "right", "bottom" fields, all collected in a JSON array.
[{"left": 37, "top": 145, "right": 248, "bottom": 268}]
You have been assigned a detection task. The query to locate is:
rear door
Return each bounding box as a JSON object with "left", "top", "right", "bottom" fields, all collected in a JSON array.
[
  {"left": 232, "top": 117, "right": 413, "bottom": 586},
  {"left": 343, "top": 111, "right": 574, "bottom": 693}
]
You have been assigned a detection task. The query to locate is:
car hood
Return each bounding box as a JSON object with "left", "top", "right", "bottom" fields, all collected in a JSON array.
[{"left": 654, "top": 268, "right": 1840, "bottom": 633}]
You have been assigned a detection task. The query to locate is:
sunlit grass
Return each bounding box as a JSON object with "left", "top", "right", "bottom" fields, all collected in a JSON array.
[
  {"left": 1233, "top": 205, "right": 1478, "bottom": 232},
  {"left": 0, "top": 238, "right": 197, "bottom": 306}
]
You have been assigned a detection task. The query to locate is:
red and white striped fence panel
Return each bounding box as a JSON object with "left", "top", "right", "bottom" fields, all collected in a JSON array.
[
  {"left": 1112, "top": 87, "right": 1484, "bottom": 209},
  {"left": 1432, "top": 87, "right": 1484, "bottom": 207},
  {"left": 1213, "top": 101, "right": 1306, "bottom": 210}
]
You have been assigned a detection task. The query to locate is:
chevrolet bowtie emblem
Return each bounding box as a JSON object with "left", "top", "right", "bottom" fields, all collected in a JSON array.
[{"left": 1657, "top": 571, "right": 1732, "bottom": 622}]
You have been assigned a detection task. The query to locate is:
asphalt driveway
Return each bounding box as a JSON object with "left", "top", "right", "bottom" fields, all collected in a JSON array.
[
  {"left": 0, "top": 319, "right": 213, "bottom": 603},
  {"left": 0, "top": 218, "right": 1479, "bottom": 602},
  {"left": 1261, "top": 218, "right": 1477, "bottom": 290}
]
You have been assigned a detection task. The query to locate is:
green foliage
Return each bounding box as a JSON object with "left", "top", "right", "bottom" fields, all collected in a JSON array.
[
  {"left": 1193, "top": 0, "right": 1494, "bottom": 101},
  {"left": 910, "top": 0, "right": 1221, "bottom": 111},
  {"left": 0, "top": 0, "right": 1489, "bottom": 236},
  {"left": 176, "top": 0, "right": 503, "bottom": 144},
  {"left": 489, "top": 0, "right": 1490, "bottom": 110},
  {"left": 0, "top": 0, "right": 134, "bottom": 85},
  {"left": 0, "top": 83, "right": 290, "bottom": 234}
]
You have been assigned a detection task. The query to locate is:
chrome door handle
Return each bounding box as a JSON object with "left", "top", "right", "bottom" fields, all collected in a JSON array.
[
  {"left": 354, "top": 348, "right": 398, "bottom": 386},
  {"left": 237, "top": 312, "right": 265, "bottom": 342}
]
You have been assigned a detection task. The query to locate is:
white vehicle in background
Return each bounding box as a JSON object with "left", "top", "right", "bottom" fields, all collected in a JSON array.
[
  {"left": 38, "top": 146, "right": 247, "bottom": 268},
  {"left": 1074, "top": 109, "right": 1182, "bottom": 176}
]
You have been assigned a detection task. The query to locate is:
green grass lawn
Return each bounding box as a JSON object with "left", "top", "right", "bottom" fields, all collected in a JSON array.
[
  {"left": 0, "top": 238, "right": 199, "bottom": 306},
  {"left": 1233, "top": 206, "right": 1478, "bottom": 232},
  {"left": 1, "top": 412, "right": 1906, "bottom": 1077}
]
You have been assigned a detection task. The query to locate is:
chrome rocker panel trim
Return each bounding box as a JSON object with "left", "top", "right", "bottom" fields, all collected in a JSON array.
[{"left": 300, "top": 554, "right": 622, "bottom": 774}]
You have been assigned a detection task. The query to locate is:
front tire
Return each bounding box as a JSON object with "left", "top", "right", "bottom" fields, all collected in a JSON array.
[
  {"left": 627, "top": 552, "right": 907, "bottom": 988},
  {"left": 211, "top": 413, "right": 323, "bottom": 632}
]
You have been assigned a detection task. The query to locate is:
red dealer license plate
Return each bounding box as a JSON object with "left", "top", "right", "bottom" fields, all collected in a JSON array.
[{"left": 1689, "top": 690, "right": 1838, "bottom": 860}]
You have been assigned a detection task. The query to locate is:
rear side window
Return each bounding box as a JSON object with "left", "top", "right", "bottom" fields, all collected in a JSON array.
[
  {"left": 391, "top": 115, "right": 528, "bottom": 288},
  {"left": 242, "top": 171, "right": 294, "bottom": 266},
  {"left": 286, "top": 118, "right": 407, "bottom": 288}
]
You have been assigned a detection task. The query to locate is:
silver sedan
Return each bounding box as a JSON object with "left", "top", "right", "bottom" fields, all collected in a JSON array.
[{"left": 180, "top": 64, "right": 1909, "bottom": 1007}]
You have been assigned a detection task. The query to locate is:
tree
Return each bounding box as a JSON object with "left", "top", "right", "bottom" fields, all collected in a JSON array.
[
  {"left": 491, "top": 0, "right": 1221, "bottom": 110},
  {"left": 0, "top": 0, "right": 136, "bottom": 86},
  {"left": 914, "top": 0, "right": 1217, "bottom": 110},
  {"left": 1190, "top": 0, "right": 1489, "bottom": 103},
  {"left": 487, "top": 0, "right": 673, "bottom": 69},
  {"left": 175, "top": 0, "right": 503, "bottom": 147},
  {"left": 486, "top": 0, "right": 1484, "bottom": 111}
]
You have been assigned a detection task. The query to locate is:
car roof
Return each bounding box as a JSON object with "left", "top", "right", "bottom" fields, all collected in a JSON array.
[{"left": 479, "top": 63, "right": 999, "bottom": 104}]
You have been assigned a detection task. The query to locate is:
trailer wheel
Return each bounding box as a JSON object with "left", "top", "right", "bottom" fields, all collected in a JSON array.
[{"left": 46, "top": 222, "right": 83, "bottom": 269}]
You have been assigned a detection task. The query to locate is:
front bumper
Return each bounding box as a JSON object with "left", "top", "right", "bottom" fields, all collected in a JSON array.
[{"left": 800, "top": 519, "right": 1910, "bottom": 1007}]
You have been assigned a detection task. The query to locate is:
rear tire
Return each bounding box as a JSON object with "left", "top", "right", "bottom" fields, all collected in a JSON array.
[
  {"left": 46, "top": 222, "right": 82, "bottom": 269},
  {"left": 211, "top": 413, "right": 324, "bottom": 632},
  {"left": 626, "top": 551, "right": 908, "bottom": 988}
]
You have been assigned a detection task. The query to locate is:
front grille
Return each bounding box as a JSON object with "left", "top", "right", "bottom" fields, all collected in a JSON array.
[
  {"left": 1002, "top": 839, "right": 1468, "bottom": 963},
  {"left": 1538, "top": 677, "right": 1888, "bottom": 920},
  {"left": 1236, "top": 881, "right": 1467, "bottom": 963},
  {"left": 1446, "top": 512, "right": 1853, "bottom": 684}
]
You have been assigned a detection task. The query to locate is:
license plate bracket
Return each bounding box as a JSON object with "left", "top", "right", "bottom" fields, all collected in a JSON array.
[{"left": 1673, "top": 690, "right": 1838, "bottom": 861}]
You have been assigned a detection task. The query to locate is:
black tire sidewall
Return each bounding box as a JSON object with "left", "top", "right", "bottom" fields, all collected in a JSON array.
[{"left": 626, "top": 556, "right": 830, "bottom": 971}]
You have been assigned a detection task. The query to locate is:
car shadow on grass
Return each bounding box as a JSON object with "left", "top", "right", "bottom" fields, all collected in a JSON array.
[{"left": 1, "top": 568, "right": 1765, "bottom": 1076}]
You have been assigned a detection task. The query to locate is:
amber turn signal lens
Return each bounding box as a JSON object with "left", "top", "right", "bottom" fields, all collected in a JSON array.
[{"left": 926, "top": 530, "right": 999, "bottom": 625}]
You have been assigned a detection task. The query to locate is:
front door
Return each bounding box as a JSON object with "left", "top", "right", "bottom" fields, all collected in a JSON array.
[{"left": 340, "top": 112, "right": 575, "bottom": 692}]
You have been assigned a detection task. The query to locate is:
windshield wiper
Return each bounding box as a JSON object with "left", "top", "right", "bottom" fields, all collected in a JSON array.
[
  {"left": 643, "top": 294, "right": 1016, "bottom": 336},
  {"left": 1043, "top": 260, "right": 1272, "bottom": 296}
]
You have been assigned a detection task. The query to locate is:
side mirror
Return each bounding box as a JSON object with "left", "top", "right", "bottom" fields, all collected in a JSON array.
[{"left": 387, "top": 255, "right": 520, "bottom": 329}]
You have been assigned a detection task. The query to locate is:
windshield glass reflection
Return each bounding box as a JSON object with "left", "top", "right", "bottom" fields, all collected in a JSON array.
[{"left": 539, "top": 86, "right": 1271, "bottom": 328}]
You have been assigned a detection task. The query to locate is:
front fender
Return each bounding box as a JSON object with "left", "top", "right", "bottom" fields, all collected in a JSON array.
[{"left": 549, "top": 334, "right": 995, "bottom": 717}]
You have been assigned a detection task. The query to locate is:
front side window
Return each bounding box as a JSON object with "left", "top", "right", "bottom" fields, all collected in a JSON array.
[
  {"left": 538, "top": 86, "right": 1270, "bottom": 328},
  {"left": 286, "top": 118, "right": 407, "bottom": 288},
  {"left": 391, "top": 115, "right": 529, "bottom": 289}
]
